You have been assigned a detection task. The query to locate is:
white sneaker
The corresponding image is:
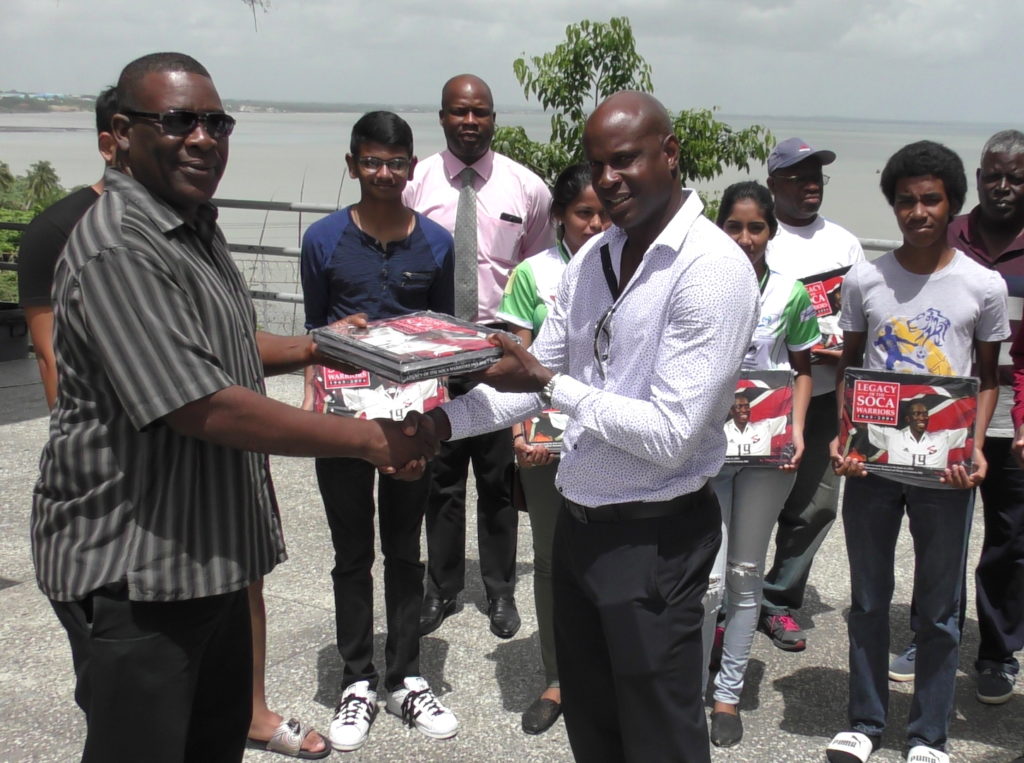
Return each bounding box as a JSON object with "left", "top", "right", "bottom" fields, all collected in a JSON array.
[
  {"left": 329, "top": 680, "right": 378, "bottom": 751},
  {"left": 906, "top": 746, "right": 949, "bottom": 763},
  {"left": 385, "top": 676, "right": 459, "bottom": 739}
]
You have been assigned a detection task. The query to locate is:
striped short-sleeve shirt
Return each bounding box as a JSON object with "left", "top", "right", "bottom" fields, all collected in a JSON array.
[{"left": 31, "top": 168, "right": 287, "bottom": 603}]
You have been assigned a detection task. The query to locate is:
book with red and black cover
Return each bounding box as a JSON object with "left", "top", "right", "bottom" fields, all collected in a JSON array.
[
  {"left": 312, "top": 311, "right": 509, "bottom": 383},
  {"left": 839, "top": 368, "right": 979, "bottom": 482},
  {"left": 523, "top": 408, "right": 568, "bottom": 453},
  {"left": 310, "top": 366, "right": 448, "bottom": 421},
  {"left": 723, "top": 370, "right": 795, "bottom": 466},
  {"left": 799, "top": 265, "right": 851, "bottom": 359}
]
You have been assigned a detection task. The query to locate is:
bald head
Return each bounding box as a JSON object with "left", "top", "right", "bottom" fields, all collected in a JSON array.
[
  {"left": 441, "top": 75, "right": 493, "bottom": 111},
  {"left": 583, "top": 90, "right": 682, "bottom": 243},
  {"left": 586, "top": 91, "right": 673, "bottom": 140},
  {"left": 439, "top": 74, "right": 496, "bottom": 165}
]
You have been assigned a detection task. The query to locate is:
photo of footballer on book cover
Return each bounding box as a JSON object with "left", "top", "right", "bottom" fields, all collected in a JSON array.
[
  {"left": 799, "top": 265, "right": 850, "bottom": 359},
  {"left": 311, "top": 366, "right": 448, "bottom": 421},
  {"left": 839, "top": 368, "right": 978, "bottom": 482},
  {"left": 723, "top": 370, "right": 795, "bottom": 466}
]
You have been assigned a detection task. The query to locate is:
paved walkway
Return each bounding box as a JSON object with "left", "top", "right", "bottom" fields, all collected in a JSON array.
[{"left": 0, "top": 357, "right": 1021, "bottom": 762}]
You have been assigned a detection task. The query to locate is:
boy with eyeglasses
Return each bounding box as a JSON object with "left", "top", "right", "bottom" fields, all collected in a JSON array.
[{"left": 299, "top": 111, "right": 457, "bottom": 752}]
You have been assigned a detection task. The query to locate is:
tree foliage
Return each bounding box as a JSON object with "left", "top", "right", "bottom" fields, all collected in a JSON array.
[
  {"left": 0, "top": 162, "right": 13, "bottom": 196},
  {"left": 0, "top": 208, "right": 33, "bottom": 260},
  {"left": 492, "top": 17, "right": 773, "bottom": 197},
  {"left": 24, "top": 161, "right": 62, "bottom": 210},
  {"left": 0, "top": 162, "right": 69, "bottom": 260},
  {"left": 240, "top": 0, "right": 270, "bottom": 31}
]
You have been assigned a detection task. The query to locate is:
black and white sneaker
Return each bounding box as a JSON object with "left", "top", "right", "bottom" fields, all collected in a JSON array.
[
  {"left": 386, "top": 676, "right": 458, "bottom": 740},
  {"left": 329, "top": 680, "right": 378, "bottom": 751}
]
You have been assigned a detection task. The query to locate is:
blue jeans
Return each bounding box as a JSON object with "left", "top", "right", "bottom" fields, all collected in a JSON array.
[{"left": 842, "top": 474, "right": 973, "bottom": 751}]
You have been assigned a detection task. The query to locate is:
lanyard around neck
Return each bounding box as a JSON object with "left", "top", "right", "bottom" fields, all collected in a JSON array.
[{"left": 600, "top": 244, "right": 619, "bottom": 300}]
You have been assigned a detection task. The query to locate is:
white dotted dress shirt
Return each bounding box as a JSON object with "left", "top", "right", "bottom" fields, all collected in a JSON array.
[{"left": 443, "top": 191, "right": 760, "bottom": 508}]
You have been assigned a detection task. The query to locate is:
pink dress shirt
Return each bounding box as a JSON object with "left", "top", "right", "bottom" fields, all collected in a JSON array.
[{"left": 404, "top": 149, "right": 554, "bottom": 323}]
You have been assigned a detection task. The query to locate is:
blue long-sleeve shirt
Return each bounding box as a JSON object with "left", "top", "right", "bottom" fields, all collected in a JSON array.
[{"left": 300, "top": 207, "right": 454, "bottom": 328}]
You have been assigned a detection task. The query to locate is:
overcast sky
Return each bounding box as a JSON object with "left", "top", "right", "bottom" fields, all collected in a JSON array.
[{"left": 2, "top": 0, "right": 1019, "bottom": 125}]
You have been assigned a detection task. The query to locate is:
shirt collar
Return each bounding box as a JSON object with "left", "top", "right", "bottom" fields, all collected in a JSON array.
[
  {"left": 441, "top": 148, "right": 494, "bottom": 184},
  {"left": 952, "top": 206, "right": 1024, "bottom": 261},
  {"left": 600, "top": 188, "right": 705, "bottom": 255},
  {"left": 103, "top": 167, "right": 219, "bottom": 238}
]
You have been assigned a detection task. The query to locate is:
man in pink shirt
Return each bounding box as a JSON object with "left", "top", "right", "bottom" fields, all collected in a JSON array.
[{"left": 404, "top": 74, "right": 553, "bottom": 638}]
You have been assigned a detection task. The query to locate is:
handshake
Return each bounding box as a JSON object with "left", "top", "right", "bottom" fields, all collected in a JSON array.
[{"left": 373, "top": 409, "right": 453, "bottom": 480}]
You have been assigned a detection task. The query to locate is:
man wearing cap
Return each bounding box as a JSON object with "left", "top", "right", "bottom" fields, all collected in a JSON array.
[{"left": 759, "top": 137, "right": 865, "bottom": 651}]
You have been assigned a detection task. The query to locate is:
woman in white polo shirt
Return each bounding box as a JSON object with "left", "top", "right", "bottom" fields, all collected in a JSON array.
[{"left": 705, "top": 181, "right": 819, "bottom": 747}]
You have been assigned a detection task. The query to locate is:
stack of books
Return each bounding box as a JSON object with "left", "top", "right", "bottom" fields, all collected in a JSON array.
[{"left": 312, "top": 311, "right": 509, "bottom": 383}]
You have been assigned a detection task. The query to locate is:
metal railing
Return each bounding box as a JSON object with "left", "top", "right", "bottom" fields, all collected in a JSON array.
[{"left": 1, "top": 202, "right": 901, "bottom": 292}]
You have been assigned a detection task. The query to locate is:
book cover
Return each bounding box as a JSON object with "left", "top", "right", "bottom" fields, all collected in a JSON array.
[
  {"left": 312, "top": 311, "right": 508, "bottom": 383},
  {"left": 839, "top": 368, "right": 979, "bottom": 482},
  {"left": 723, "top": 369, "right": 795, "bottom": 466},
  {"left": 311, "top": 367, "right": 448, "bottom": 421},
  {"left": 799, "top": 265, "right": 851, "bottom": 359},
  {"left": 523, "top": 408, "right": 568, "bottom": 453}
]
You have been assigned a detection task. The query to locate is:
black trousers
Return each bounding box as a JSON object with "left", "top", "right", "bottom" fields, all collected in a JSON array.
[
  {"left": 975, "top": 437, "right": 1024, "bottom": 672},
  {"left": 552, "top": 491, "right": 721, "bottom": 763},
  {"left": 51, "top": 584, "right": 252, "bottom": 763},
  {"left": 425, "top": 426, "right": 517, "bottom": 600},
  {"left": 316, "top": 456, "right": 429, "bottom": 692}
]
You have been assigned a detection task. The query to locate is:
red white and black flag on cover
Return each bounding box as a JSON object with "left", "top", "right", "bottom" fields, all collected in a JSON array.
[
  {"left": 723, "top": 369, "right": 795, "bottom": 466},
  {"left": 839, "top": 368, "right": 979, "bottom": 483}
]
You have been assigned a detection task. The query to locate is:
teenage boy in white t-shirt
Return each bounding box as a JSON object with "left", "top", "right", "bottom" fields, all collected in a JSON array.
[{"left": 825, "top": 141, "right": 1009, "bottom": 763}]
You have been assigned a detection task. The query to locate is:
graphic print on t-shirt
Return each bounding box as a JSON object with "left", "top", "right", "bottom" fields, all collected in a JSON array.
[{"left": 873, "top": 308, "right": 953, "bottom": 375}]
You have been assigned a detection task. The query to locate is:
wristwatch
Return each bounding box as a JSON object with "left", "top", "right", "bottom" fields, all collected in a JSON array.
[{"left": 540, "top": 373, "right": 563, "bottom": 405}]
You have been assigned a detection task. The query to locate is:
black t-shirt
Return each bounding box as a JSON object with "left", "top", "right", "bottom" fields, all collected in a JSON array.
[{"left": 17, "top": 186, "right": 100, "bottom": 307}]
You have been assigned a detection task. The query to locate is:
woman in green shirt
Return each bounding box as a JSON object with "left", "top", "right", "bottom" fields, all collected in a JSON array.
[{"left": 495, "top": 163, "right": 609, "bottom": 735}]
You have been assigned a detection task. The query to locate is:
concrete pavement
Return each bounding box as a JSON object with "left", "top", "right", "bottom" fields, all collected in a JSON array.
[{"left": 0, "top": 357, "right": 1021, "bottom": 762}]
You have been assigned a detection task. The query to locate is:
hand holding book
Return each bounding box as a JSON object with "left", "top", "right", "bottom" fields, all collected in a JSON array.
[{"left": 470, "top": 332, "right": 553, "bottom": 393}]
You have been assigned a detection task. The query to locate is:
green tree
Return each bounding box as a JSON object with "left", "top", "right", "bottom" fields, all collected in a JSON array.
[
  {"left": 492, "top": 17, "right": 773, "bottom": 198},
  {"left": 23, "top": 161, "right": 62, "bottom": 210},
  {"left": 0, "top": 208, "right": 33, "bottom": 263},
  {"left": 0, "top": 161, "right": 13, "bottom": 197}
]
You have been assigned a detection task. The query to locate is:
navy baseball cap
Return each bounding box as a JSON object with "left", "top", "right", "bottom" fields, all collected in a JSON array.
[{"left": 768, "top": 137, "right": 837, "bottom": 174}]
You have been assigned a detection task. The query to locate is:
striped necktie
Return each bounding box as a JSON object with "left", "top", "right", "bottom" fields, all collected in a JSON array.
[{"left": 453, "top": 166, "right": 478, "bottom": 321}]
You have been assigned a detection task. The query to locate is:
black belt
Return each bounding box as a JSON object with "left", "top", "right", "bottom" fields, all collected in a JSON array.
[{"left": 564, "top": 483, "right": 712, "bottom": 524}]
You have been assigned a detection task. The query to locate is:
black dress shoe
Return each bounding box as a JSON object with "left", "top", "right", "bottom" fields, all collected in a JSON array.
[
  {"left": 522, "top": 697, "right": 562, "bottom": 735},
  {"left": 419, "top": 596, "right": 456, "bottom": 636},
  {"left": 709, "top": 710, "right": 743, "bottom": 747},
  {"left": 487, "top": 596, "right": 521, "bottom": 639}
]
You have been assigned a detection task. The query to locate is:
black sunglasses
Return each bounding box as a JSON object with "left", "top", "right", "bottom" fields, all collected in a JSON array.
[{"left": 121, "top": 108, "right": 236, "bottom": 139}]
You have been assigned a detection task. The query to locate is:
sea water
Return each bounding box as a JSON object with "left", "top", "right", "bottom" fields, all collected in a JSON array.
[{"left": 0, "top": 109, "right": 1008, "bottom": 332}]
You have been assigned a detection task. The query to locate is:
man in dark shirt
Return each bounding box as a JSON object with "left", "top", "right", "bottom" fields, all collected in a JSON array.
[
  {"left": 17, "top": 87, "right": 117, "bottom": 408},
  {"left": 947, "top": 130, "right": 1024, "bottom": 705},
  {"left": 299, "top": 111, "right": 457, "bottom": 751},
  {"left": 18, "top": 85, "right": 330, "bottom": 760},
  {"left": 35, "top": 52, "right": 437, "bottom": 763}
]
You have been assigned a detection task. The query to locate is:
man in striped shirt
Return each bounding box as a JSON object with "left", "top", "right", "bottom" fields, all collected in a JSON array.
[{"left": 33, "top": 53, "right": 437, "bottom": 763}]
